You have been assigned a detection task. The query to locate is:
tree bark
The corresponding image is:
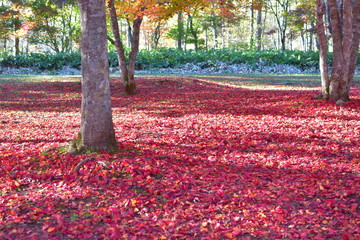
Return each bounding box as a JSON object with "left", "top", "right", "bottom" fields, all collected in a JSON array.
[
  {"left": 126, "top": 17, "right": 142, "bottom": 94},
  {"left": 211, "top": 12, "right": 219, "bottom": 49},
  {"left": 188, "top": 14, "right": 199, "bottom": 51},
  {"left": 177, "top": 12, "right": 183, "bottom": 50},
  {"left": 256, "top": 7, "right": 263, "bottom": 50},
  {"left": 316, "top": 0, "right": 330, "bottom": 99},
  {"left": 250, "top": 5, "right": 255, "bottom": 49},
  {"left": 327, "top": 0, "right": 360, "bottom": 102},
  {"left": 108, "top": 0, "right": 142, "bottom": 95},
  {"left": 346, "top": 0, "right": 360, "bottom": 95},
  {"left": 14, "top": 20, "right": 21, "bottom": 55},
  {"left": 14, "top": 37, "right": 20, "bottom": 55},
  {"left": 151, "top": 22, "right": 162, "bottom": 49},
  {"left": 70, "top": 0, "right": 117, "bottom": 153}
]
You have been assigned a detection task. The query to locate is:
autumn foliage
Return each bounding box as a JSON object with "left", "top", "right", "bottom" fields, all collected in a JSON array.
[{"left": 0, "top": 76, "right": 359, "bottom": 238}]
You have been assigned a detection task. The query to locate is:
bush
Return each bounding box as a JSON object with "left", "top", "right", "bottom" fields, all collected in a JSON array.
[
  {"left": 0, "top": 52, "right": 81, "bottom": 70},
  {"left": 1, "top": 49, "right": 358, "bottom": 72},
  {"left": 135, "top": 49, "right": 324, "bottom": 69}
]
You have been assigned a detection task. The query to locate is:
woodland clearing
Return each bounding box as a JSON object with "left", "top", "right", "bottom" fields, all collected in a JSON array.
[{"left": 0, "top": 74, "right": 359, "bottom": 239}]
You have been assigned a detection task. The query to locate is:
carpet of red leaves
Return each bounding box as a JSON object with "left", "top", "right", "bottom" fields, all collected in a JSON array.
[{"left": 0, "top": 77, "right": 359, "bottom": 239}]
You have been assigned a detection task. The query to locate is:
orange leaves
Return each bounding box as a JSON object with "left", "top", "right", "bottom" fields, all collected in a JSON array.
[{"left": 110, "top": 0, "right": 239, "bottom": 21}]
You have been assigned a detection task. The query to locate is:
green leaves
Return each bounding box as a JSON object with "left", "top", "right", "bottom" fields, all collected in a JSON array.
[
  {"left": 1, "top": 52, "right": 81, "bottom": 70},
  {"left": 0, "top": 49, "right": 331, "bottom": 71}
]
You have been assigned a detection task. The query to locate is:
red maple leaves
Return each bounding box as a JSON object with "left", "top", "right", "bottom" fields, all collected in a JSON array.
[{"left": 0, "top": 77, "right": 359, "bottom": 239}]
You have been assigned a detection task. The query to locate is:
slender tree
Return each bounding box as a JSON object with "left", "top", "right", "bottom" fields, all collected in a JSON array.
[
  {"left": 256, "top": 6, "right": 263, "bottom": 50},
  {"left": 177, "top": 12, "right": 184, "bottom": 50},
  {"left": 69, "top": 0, "right": 117, "bottom": 153},
  {"left": 107, "top": 0, "right": 142, "bottom": 95},
  {"left": 267, "top": 0, "right": 293, "bottom": 51},
  {"left": 316, "top": 0, "right": 330, "bottom": 99}
]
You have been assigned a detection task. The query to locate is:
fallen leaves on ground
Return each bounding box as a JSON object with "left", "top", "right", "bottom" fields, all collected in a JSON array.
[{"left": 0, "top": 77, "right": 359, "bottom": 239}]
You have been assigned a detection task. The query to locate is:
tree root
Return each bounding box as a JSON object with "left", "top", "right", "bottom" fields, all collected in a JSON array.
[{"left": 73, "top": 157, "right": 111, "bottom": 174}]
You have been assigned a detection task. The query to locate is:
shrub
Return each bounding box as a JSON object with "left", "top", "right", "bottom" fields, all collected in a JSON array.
[
  {"left": 0, "top": 52, "right": 81, "bottom": 70},
  {"left": 1, "top": 49, "right": 358, "bottom": 72}
]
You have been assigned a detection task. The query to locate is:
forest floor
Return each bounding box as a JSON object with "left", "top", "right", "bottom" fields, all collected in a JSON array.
[{"left": 0, "top": 74, "right": 359, "bottom": 239}]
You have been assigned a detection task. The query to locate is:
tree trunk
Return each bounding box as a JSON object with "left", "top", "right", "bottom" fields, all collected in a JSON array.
[
  {"left": 127, "top": 19, "right": 133, "bottom": 49},
  {"left": 152, "top": 22, "right": 162, "bottom": 49},
  {"left": 327, "top": 0, "right": 360, "bottom": 102},
  {"left": 14, "top": 37, "right": 20, "bottom": 55},
  {"left": 188, "top": 14, "right": 198, "bottom": 51},
  {"left": 177, "top": 12, "right": 183, "bottom": 50},
  {"left": 346, "top": 0, "right": 360, "bottom": 95},
  {"left": 250, "top": 5, "right": 255, "bottom": 49},
  {"left": 126, "top": 17, "right": 142, "bottom": 94},
  {"left": 70, "top": 0, "right": 117, "bottom": 153},
  {"left": 316, "top": 0, "right": 330, "bottom": 99},
  {"left": 280, "top": 29, "right": 286, "bottom": 51},
  {"left": 212, "top": 14, "right": 219, "bottom": 49},
  {"left": 108, "top": 0, "right": 142, "bottom": 95},
  {"left": 309, "top": 22, "right": 315, "bottom": 51},
  {"left": 317, "top": 0, "right": 360, "bottom": 103},
  {"left": 256, "top": 8, "right": 263, "bottom": 50}
]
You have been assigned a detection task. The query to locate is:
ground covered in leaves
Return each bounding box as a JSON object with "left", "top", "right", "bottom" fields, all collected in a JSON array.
[{"left": 0, "top": 75, "right": 359, "bottom": 239}]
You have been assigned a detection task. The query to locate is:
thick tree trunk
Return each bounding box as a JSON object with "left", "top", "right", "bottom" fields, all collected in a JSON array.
[
  {"left": 70, "top": 0, "right": 117, "bottom": 153},
  {"left": 108, "top": 0, "right": 142, "bottom": 95},
  {"left": 346, "top": 0, "right": 360, "bottom": 95},
  {"left": 327, "top": 0, "right": 360, "bottom": 102},
  {"left": 316, "top": 0, "right": 360, "bottom": 103}
]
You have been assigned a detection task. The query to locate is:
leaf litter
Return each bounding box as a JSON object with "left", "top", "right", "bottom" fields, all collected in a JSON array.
[{"left": 0, "top": 77, "right": 359, "bottom": 239}]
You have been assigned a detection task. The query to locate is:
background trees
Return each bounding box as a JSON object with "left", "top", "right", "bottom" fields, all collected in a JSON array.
[
  {"left": 0, "top": 0, "right": 335, "bottom": 53},
  {"left": 0, "top": 0, "right": 324, "bottom": 53},
  {"left": 0, "top": 0, "right": 30, "bottom": 55},
  {"left": 27, "top": 0, "right": 80, "bottom": 53},
  {"left": 1, "top": 0, "right": 360, "bottom": 103},
  {"left": 0, "top": 0, "right": 80, "bottom": 54}
]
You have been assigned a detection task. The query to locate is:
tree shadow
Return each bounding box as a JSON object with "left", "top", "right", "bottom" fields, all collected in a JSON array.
[
  {"left": 0, "top": 81, "right": 82, "bottom": 112},
  {"left": 111, "top": 77, "right": 360, "bottom": 122}
]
